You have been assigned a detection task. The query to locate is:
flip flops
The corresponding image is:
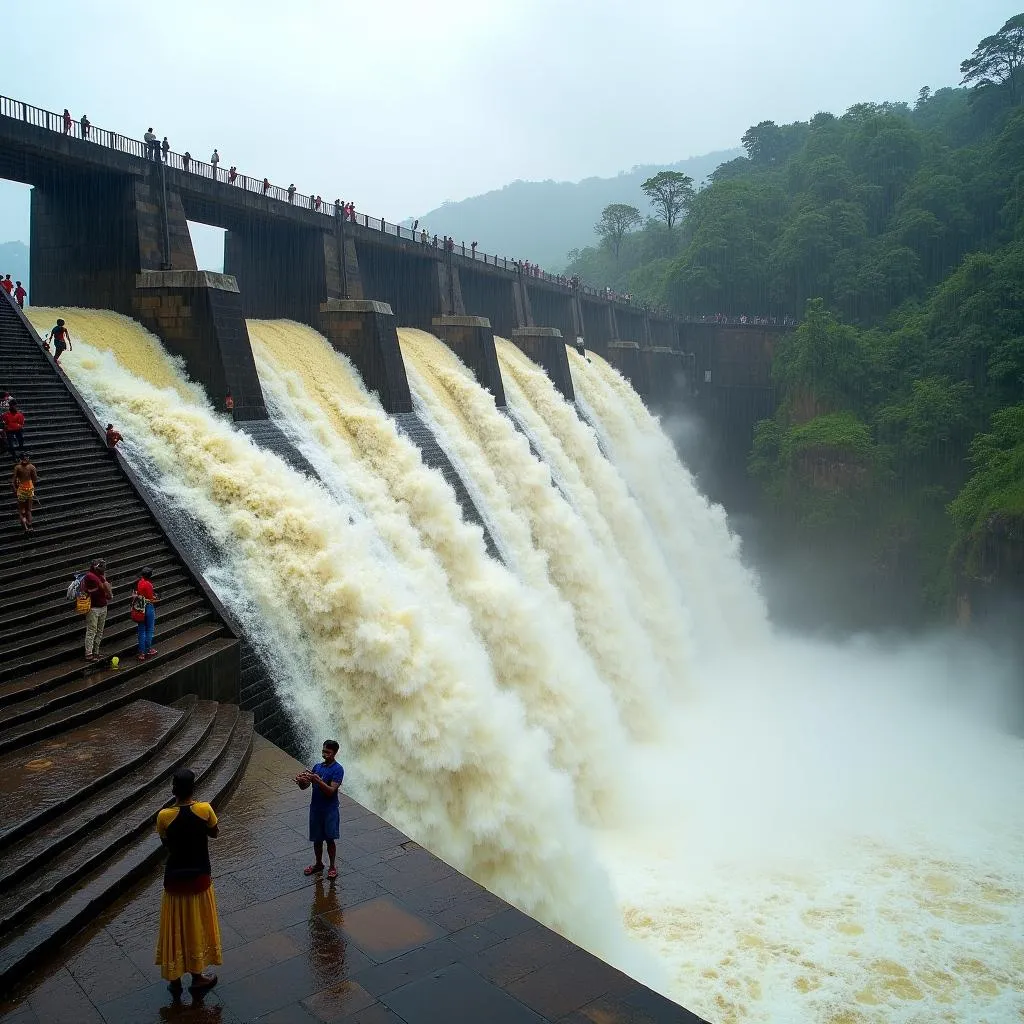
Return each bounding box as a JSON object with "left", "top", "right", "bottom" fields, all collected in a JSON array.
[
  {"left": 327, "top": 866, "right": 338, "bottom": 880},
  {"left": 303, "top": 863, "right": 324, "bottom": 876}
]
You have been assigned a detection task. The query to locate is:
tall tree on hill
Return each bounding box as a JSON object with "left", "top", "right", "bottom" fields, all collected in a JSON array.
[
  {"left": 960, "top": 13, "right": 1024, "bottom": 105},
  {"left": 641, "top": 171, "right": 695, "bottom": 229},
  {"left": 595, "top": 204, "right": 642, "bottom": 260}
]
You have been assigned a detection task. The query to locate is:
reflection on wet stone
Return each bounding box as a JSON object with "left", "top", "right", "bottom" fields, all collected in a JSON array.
[{"left": 0, "top": 736, "right": 704, "bottom": 1024}]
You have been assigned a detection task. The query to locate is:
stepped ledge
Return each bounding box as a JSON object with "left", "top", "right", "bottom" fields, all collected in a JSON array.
[{"left": 0, "top": 738, "right": 707, "bottom": 1023}]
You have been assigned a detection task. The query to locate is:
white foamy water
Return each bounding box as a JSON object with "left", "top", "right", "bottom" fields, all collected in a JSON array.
[{"left": 31, "top": 308, "right": 1024, "bottom": 1023}]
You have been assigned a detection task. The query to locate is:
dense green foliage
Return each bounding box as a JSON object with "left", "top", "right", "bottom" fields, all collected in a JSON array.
[{"left": 567, "top": 15, "right": 1024, "bottom": 620}]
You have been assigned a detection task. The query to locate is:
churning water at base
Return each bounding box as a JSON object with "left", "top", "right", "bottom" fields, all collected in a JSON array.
[{"left": 27, "top": 309, "right": 1024, "bottom": 1023}]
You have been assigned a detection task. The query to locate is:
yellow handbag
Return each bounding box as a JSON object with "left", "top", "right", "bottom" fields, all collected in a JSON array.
[{"left": 75, "top": 594, "right": 91, "bottom": 615}]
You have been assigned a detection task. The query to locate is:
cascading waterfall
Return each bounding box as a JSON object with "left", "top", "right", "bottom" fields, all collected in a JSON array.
[
  {"left": 24, "top": 310, "right": 646, "bottom": 970},
  {"left": 398, "top": 328, "right": 671, "bottom": 738},
  {"left": 245, "top": 319, "right": 632, "bottom": 824},
  {"left": 496, "top": 337, "right": 696, "bottom": 685},
  {"left": 26, "top": 309, "right": 1024, "bottom": 1024},
  {"left": 568, "top": 345, "right": 769, "bottom": 657}
]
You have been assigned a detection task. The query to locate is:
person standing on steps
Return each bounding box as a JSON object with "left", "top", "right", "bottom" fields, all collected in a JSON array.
[
  {"left": 1, "top": 274, "right": 13, "bottom": 296},
  {"left": 155, "top": 768, "right": 222, "bottom": 997},
  {"left": 13, "top": 281, "right": 26, "bottom": 308},
  {"left": 296, "top": 740, "right": 344, "bottom": 880},
  {"left": 82, "top": 558, "right": 112, "bottom": 662},
  {"left": 105, "top": 423, "right": 123, "bottom": 449},
  {"left": 46, "top": 319, "right": 72, "bottom": 368},
  {"left": 11, "top": 454, "right": 37, "bottom": 533},
  {"left": 2, "top": 400, "right": 26, "bottom": 459},
  {"left": 131, "top": 566, "right": 159, "bottom": 661},
  {"left": 0, "top": 391, "right": 10, "bottom": 457}
]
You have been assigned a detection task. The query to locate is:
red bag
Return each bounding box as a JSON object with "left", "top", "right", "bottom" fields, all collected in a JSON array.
[{"left": 129, "top": 591, "right": 147, "bottom": 623}]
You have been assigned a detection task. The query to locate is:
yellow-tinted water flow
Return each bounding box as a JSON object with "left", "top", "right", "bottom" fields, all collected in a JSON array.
[{"left": 23, "top": 308, "right": 1024, "bottom": 1024}]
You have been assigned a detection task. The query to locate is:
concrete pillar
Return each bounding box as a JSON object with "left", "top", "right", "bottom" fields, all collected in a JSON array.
[
  {"left": 321, "top": 224, "right": 364, "bottom": 301},
  {"left": 435, "top": 261, "right": 466, "bottom": 317},
  {"left": 606, "top": 341, "right": 651, "bottom": 399},
  {"left": 30, "top": 166, "right": 195, "bottom": 314},
  {"left": 432, "top": 315, "right": 506, "bottom": 407},
  {"left": 513, "top": 278, "right": 533, "bottom": 328},
  {"left": 571, "top": 292, "right": 585, "bottom": 348},
  {"left": 510, "top": 327, "right": 575, "bottom": 402},
  {"left": 641, "top": 346, "right": 683, "bottom": 407},
  {"left": 133, "top": 270, "right": 267, "bottom": 420},
  {"left": 649, "top": 318, "right": 675, "bottom": 348},
  {"left": 319, "top": 299, "right": 413, "bottom": 413}
]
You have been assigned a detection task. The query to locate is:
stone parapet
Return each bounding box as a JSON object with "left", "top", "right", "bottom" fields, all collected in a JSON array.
[
  {"left": 606, "top": 340, "right": 651, "bottom": 398},
  {"left": 511, "top": 327, "right": 575, "bottom": 402},
  {"left": 319, "top": 300, "right": 413, "bottom": 413},
  {"left": 132, "top": 274, "right": 267, "bottom": 420},
  {"left": 431, "top": 315, "right": 506, "bottom": 406}
]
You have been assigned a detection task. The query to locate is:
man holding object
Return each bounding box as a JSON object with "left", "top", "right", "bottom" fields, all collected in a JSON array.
[{"left": 295, "top": 740, "right": 344, "bottom": 880}]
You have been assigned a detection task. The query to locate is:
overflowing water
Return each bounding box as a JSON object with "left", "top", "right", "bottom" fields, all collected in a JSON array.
[{"left": 26, "top": 309, "right": 1024, "bottom": 1023}]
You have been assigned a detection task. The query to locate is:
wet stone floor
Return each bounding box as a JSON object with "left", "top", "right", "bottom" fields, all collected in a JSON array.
[{"left": 0, "top": 737, "right": 706, "bottom": 1024}]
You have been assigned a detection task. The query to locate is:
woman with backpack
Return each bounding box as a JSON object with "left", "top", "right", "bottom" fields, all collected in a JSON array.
[{"left": 130, "top": 567, "right": 159, "bottom": 661}]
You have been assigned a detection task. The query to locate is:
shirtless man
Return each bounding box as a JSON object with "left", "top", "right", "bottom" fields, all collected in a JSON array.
[
  {"left": 12, "top": 455, "right": 37, "bottom": 532},
  {"left": 46, "top": 319, "right": 72, "bottom": 367}
]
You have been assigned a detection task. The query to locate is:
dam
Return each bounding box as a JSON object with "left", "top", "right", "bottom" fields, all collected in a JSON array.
[{"left": 1, "top": 97, "right": 1023, "bottom": 1024}]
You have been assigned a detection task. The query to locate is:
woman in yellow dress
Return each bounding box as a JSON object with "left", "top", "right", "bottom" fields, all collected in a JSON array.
[{"left": 155, "top": 769, "right": 222, "bottom": 995}]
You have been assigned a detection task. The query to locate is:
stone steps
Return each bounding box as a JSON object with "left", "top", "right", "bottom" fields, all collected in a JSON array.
[
  {"left": 0, "top": 290, "right": 253, "bottom": 981},
  {"left": 392, "top": 410, "right": 503, "bottom": 562},
  {"left": 0, "top": 634, "right": 235, "bottom": 755},
  {"left": 0, "top": 622, "right": 227, "bottom": 727},
  {"left": 0, "top": 697, "right": 253, "bottom": 987}
]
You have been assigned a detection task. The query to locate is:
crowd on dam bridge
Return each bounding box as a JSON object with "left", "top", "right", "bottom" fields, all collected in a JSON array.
[{"left": 6, "top": 95, "right": 748, "bottom": 322}]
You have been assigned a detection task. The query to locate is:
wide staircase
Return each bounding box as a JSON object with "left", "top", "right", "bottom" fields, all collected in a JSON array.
[{"left": 0, "top": 292, "right": 254, "bottom": 986}]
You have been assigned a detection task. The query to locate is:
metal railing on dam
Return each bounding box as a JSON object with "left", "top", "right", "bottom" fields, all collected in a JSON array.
[{"left": 0, "top": 94, "right": 609, "bottom": 297}]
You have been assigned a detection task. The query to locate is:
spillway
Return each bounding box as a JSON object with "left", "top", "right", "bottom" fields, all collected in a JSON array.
[{"left": 25, "top": 308, "right": 1024, "bottom": 1024}]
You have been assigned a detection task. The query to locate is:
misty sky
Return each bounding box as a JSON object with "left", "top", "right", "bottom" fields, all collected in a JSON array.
[{"left": 0, "top": 0, "right": 1019, "bottom": 245}]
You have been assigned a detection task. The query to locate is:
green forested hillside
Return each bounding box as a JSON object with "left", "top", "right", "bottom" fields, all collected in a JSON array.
[
  {"left": 408, "top": 150, "right": 738, "bottom": 272},
  {"left": 573, "top": 15, "right": 1024, "bottom": 623}
]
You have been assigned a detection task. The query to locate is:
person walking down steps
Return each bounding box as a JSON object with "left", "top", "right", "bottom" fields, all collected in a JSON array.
[
  {"left": 11, "top": 454, "right": 37, "bottom": 532},
  {"left": 81, "top": 558, "right": 112, "bottom": 662},
  {"left": 130, "top": 566, "right": 159, "bottom": 661},
  {"left": 46, "top": 319, "right": 72, "bottom": 368}
]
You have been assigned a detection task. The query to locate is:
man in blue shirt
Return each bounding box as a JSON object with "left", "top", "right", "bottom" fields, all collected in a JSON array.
[{"left": 295, "top": 739, "right": 345, "bottom": 879}]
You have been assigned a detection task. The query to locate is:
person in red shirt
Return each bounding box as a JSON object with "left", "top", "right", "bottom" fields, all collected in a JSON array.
[
  {"left": 82, "top": 558, "right": 113, "bottom": 661},
  {"left": 2, "top": 400, "right": 26, "bottom": 459},
  {"left": 105, "top": 424, "right": 123, "bottom": 448},
  {"left": 1, "top": 275, "right": 13, "bottom": 295},
  {"left": 132, "top": 567, "right": 160, "bottom": 660},
  {"left": 13, "top": 282, "right": 26, "bottom": 308}
]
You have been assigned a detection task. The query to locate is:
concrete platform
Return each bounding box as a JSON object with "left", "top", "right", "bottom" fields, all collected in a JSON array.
[{"left": 0, "top": 737, "right": 706, "bottom": 1024}]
